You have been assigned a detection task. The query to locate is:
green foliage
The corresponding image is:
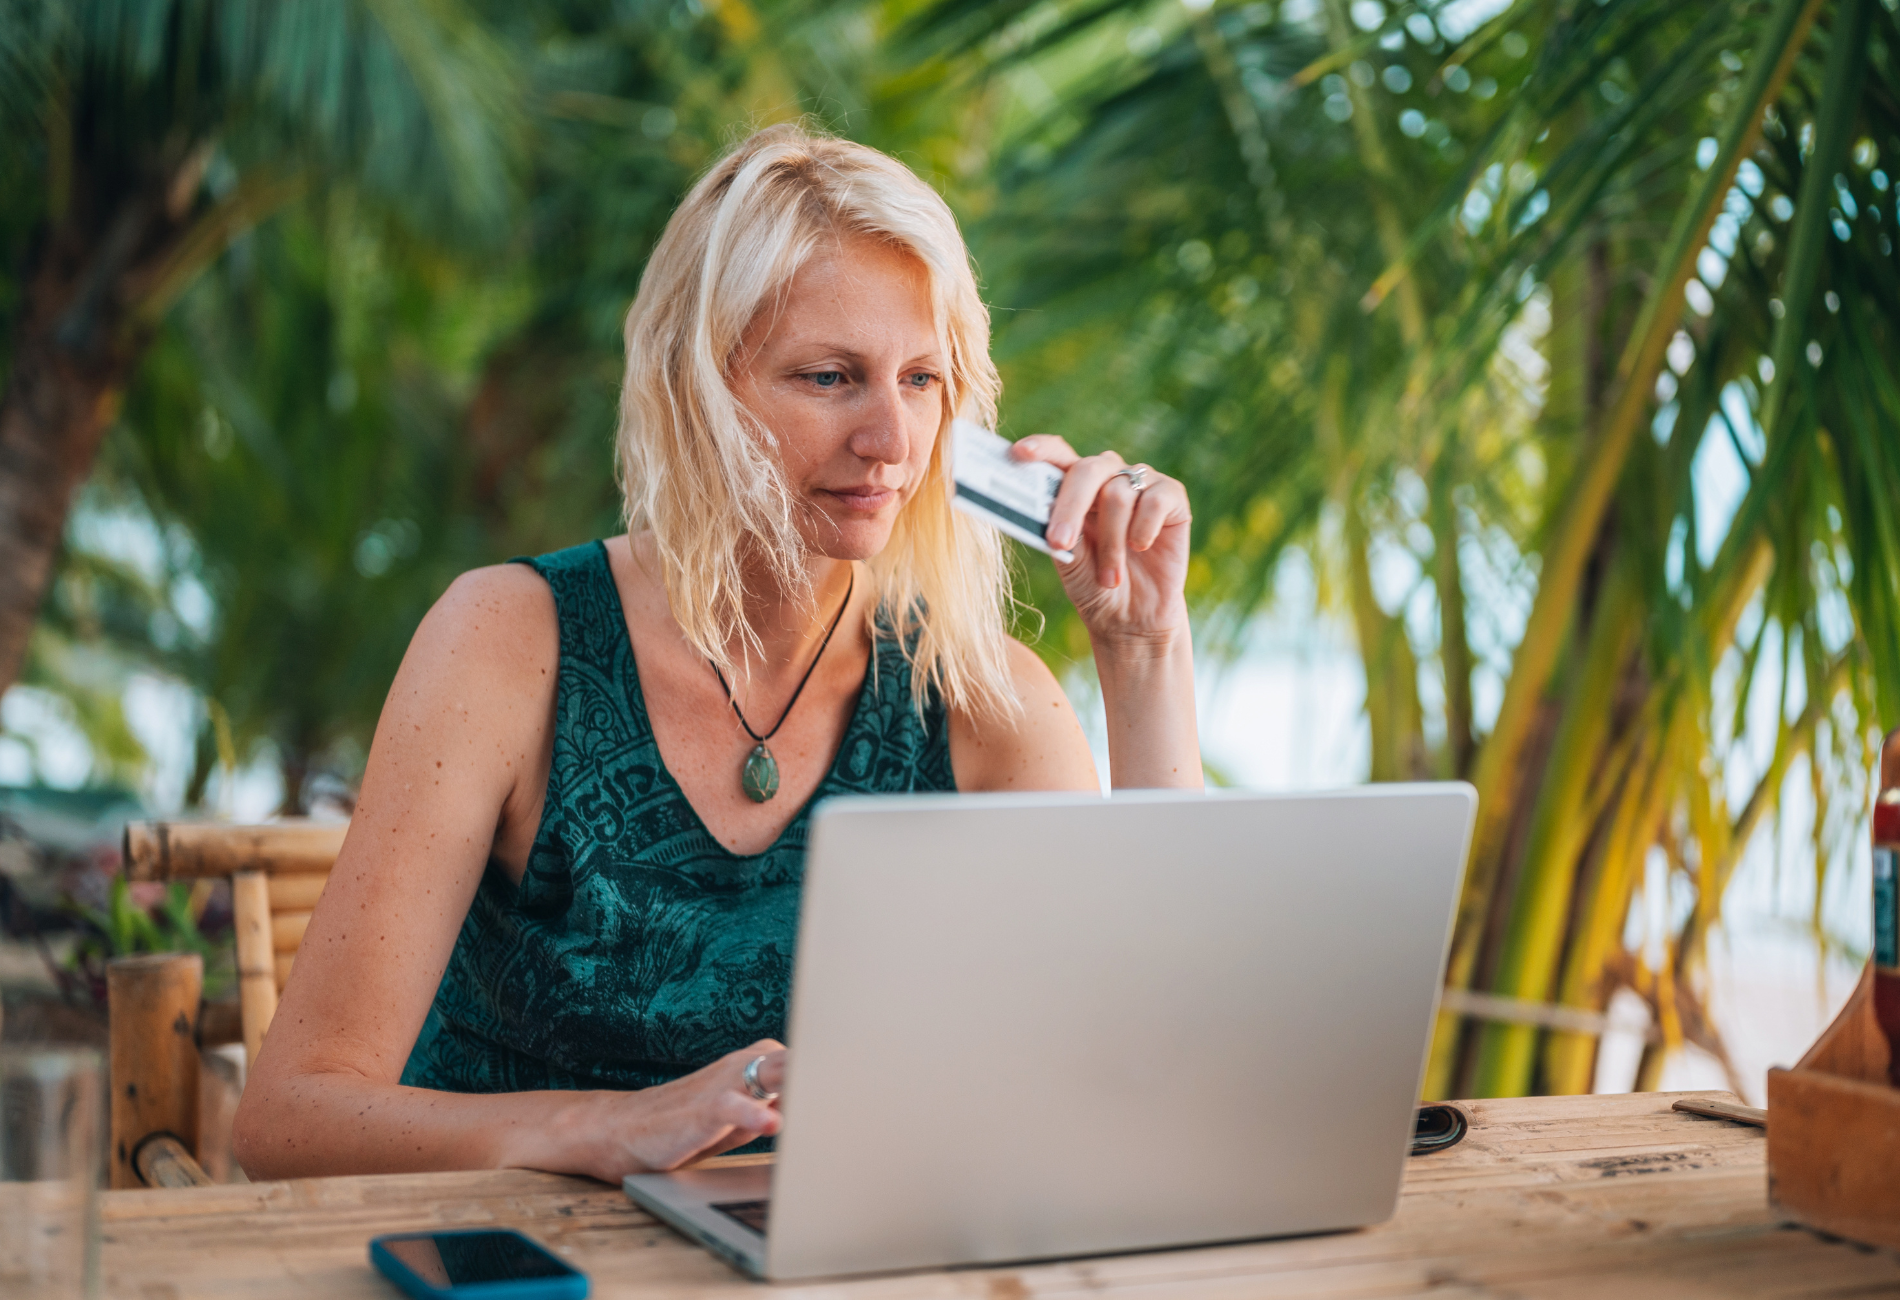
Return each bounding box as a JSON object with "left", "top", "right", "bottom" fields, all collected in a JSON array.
[
  {"left": 0, "top": 0, "right": 528, "bottom": 796},
  {"left": 62, "top": 877, "right": 231, "bottom": 1007},
  {"left": 113, "top": 205, "right": 495, "bottom": 797},
  {"left": 0, "top": 0, "right": 519, "bottom": 230},
  {"left": 6, "top": 0, "right": 801, "bottom": 800},
  {"left": 906, "top": 0, "right": 1900, "bottom": 1097}
]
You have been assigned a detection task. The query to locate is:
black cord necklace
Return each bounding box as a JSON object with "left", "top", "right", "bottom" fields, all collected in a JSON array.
[{"left": 710, "top": 570, "right": 855, "bottom": 804}]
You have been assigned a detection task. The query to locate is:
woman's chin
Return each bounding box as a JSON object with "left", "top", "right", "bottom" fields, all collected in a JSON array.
[{"left": 806, "top": 512, "right": 899, "bottom": 562}]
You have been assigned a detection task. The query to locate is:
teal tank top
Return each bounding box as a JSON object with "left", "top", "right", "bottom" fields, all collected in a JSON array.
[{"left": 401, "top": 541, "right": 955, "bottom": 1097}]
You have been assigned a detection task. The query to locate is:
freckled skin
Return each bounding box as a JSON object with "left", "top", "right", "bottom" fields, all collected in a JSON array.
[{"left": 233, "top": 237, "right": 1195, "bottom": 1184}]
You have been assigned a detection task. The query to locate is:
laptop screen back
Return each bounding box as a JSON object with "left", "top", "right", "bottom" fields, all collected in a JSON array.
[{"left": 765, "top": 785, "right": 1475, "bottom": 1280}]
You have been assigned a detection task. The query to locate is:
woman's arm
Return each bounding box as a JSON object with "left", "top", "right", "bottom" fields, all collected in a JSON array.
[
  {"left": 952, "top": 437, "right": 1200, "bottom": 792},
  {"left": 1038, "top": 436, "right": 1199, "bottom": 789},
  {"left": 232, "top": 565, "right": 784, "bottom": 1181},
  {"left": 1092, "top": 628, "right": 1198, "bottom": 789}
]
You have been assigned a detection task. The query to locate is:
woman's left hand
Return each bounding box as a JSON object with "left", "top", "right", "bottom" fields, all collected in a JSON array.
[{"left": 1010, "top": 436, "right": 1192, "bottom": 648}]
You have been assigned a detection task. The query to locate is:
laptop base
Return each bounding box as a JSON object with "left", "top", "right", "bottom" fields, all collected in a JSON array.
[{"left": 624, "top": 1165, "right": 771, "bottom": 1279}]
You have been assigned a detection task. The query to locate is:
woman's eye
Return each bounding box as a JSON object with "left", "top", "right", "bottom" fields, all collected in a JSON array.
[
  {"left": 906, "top": 372, "right": 940, "bottom": 389},
  {"left": 807, "top": 371, "right": 844, "bottom": 388}
]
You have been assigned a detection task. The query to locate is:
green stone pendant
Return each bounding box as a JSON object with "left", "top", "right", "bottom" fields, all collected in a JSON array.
[{"left": 741, "top": 742, "right": 780, "bottom": 803}]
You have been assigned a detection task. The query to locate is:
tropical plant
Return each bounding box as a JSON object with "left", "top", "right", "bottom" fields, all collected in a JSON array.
[
  {"left": 912, "top": 0, "right": 1900, "bottom": 1096},
  {"left": 58, "top": 875, "right": 231, "bottom": 1007},
  {"left": 3, "top": 2, "right": 693, "bottom": 804},
  {"left": 103, "top": 204, "right": 511, "bottom": 806},
  {"left": 0, "top": 0, "right": 517, "bottom": 705},
  {"left": 1407, "top": 0, "right": 1899, "bottom": 1098}
]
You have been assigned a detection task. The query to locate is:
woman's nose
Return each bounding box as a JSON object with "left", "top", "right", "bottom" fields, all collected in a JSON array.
[{"left": 849, "top": 380, "right": 911, "bottom": 465}]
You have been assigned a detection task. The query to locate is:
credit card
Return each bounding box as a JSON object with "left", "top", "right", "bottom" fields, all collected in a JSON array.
[{"left": 949, "top": 419, "right": 1074, "bottom": 563}]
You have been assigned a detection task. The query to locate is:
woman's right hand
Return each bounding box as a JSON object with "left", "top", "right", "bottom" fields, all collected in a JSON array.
[{"left": 564, "top": 1041, "right": 787, "bottom": 1181}]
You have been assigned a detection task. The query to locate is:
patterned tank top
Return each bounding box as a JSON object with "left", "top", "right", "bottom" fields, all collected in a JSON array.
[{"left": 401, "top": 541, "right": 955, "bottom": 1097}]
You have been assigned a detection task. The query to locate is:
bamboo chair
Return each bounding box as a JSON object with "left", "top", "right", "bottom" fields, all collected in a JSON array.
[{"left": 111, "top": 819, "right": 347, "bottom": 1187}]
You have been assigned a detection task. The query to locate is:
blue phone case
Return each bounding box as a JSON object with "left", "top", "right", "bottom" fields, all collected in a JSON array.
[{"left": 369, "top": 1229, "right": 589, "bottom": 1300}]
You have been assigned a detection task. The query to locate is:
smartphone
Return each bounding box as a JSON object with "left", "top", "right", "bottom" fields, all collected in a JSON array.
[{"left": 369, "top": 1229, "right": 589, "bottom": 1300}]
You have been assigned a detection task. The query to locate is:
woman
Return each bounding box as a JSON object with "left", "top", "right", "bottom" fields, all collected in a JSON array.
[{"left": 233, "top": 123, "right": 1199, "bottom": 1183}]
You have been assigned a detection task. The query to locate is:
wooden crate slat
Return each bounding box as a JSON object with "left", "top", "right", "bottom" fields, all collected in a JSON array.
[{"left": 1767, "top": 963, "right": 1900, "bottom": 1250}]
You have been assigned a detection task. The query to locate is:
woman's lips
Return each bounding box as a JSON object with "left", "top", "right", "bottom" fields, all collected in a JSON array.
[{"left": 821, "top": 486, "right": 900, "bottom": 512}]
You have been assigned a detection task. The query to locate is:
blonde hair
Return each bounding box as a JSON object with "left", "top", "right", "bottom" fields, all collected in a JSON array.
[{"left": 617, "top": 122, "right": 1019, "bottom": 721}]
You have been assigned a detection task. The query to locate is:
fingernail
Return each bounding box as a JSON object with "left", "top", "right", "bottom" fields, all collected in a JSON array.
[
  {"left": 1103, "top": 567, "right": 1119, "bottom": 588},
  {"left": 1051, "top": 523, "right": 1076, "bottom": 548}
]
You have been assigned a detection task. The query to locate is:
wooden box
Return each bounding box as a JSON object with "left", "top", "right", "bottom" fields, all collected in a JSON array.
[{"left": 1767, "top": 964, "right": 1900, "bottom": 1248}]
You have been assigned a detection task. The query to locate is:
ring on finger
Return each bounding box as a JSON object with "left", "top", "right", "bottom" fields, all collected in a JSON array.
[
  {"left": 743, "top": 1054, "right": 778, "bottom": 1102},
  {"left": 1110, "top": 464, "right": 1151, "bottom": 492}
]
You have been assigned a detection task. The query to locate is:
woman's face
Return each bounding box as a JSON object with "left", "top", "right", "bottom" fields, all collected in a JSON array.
[{"left": 730, "top": 237, "right": 945, "bottom": 562}]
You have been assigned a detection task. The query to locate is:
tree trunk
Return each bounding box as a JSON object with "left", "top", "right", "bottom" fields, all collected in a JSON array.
[
  {"left": 0, "top": 236, "right": 153, "bottom": 692},
  {"left": 278, "top": 747, "right": 310, "bottom": 817},
  {"left": 0, "top": 108, "right": 256, "bottom": 702},
  {"left": 0, "top": 167, "right": 195, "bottom": 697}
]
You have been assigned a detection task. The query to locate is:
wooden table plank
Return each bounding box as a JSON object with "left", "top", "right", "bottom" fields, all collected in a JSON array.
[{"left": 101, "top": 1091, "right": 1900, "bottom": 1299}]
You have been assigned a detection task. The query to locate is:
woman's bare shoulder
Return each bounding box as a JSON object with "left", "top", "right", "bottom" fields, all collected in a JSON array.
[
  {"left": 947, "top": 636, "right": 1098, "bottom": 792},
  {"left": 417, "top": 563, "right": 558, "bottom": 674},
  {"left": 367, "top": 563, "right": 559, "bottom": 795}
]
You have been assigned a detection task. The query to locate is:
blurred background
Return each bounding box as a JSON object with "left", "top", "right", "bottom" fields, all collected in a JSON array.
[{"left": 0, "top": 0, "right": 1895, "bottom": 1106}]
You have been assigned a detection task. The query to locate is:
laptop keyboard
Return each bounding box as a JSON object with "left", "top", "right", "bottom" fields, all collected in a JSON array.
[{"left": 712, "top": 1199, "right": 770, "bottom": 1235}]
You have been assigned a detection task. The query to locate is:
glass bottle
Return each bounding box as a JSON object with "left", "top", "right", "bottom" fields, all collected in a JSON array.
[{"left": 1874, "top": 728, "right": 1900, "bottom": 1087}]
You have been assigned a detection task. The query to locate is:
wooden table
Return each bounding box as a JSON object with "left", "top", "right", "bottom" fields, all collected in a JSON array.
[{"left": 102, "top": 1091, "right": 1900, "bottom": 1298}]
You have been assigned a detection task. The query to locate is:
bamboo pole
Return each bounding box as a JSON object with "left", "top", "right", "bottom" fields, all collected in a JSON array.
[
  {"left": 133, "top": 1133, "right": 213, "bottom": 1188},
  {"left": 107, "top": 953, "right": 202, "bottom": 1190},
  {"left": 198, "top": 996, "right": 244, "bottom": 1048},
  {"left": 122, "top": 819, "right": 347, "bottom": 881},
  {"left": 267, "top": 874, "right": 329, "bottom": 911},
  {"left": 233, "top": 871, "right": 279, "bottom": 1070}
]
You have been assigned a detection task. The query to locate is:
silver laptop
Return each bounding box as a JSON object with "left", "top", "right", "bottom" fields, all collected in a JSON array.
[{"left": 624, "top": 784, "right": 1475, "bottom": 1281}]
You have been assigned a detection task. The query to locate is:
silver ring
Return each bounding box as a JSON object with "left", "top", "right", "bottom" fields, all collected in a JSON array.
[
  {"left": 743, "top": 1054, "right": 777, "bottom": 1102},
  {"left": 1111, "top": 464, "right": 1150, "bottom": 492}
]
